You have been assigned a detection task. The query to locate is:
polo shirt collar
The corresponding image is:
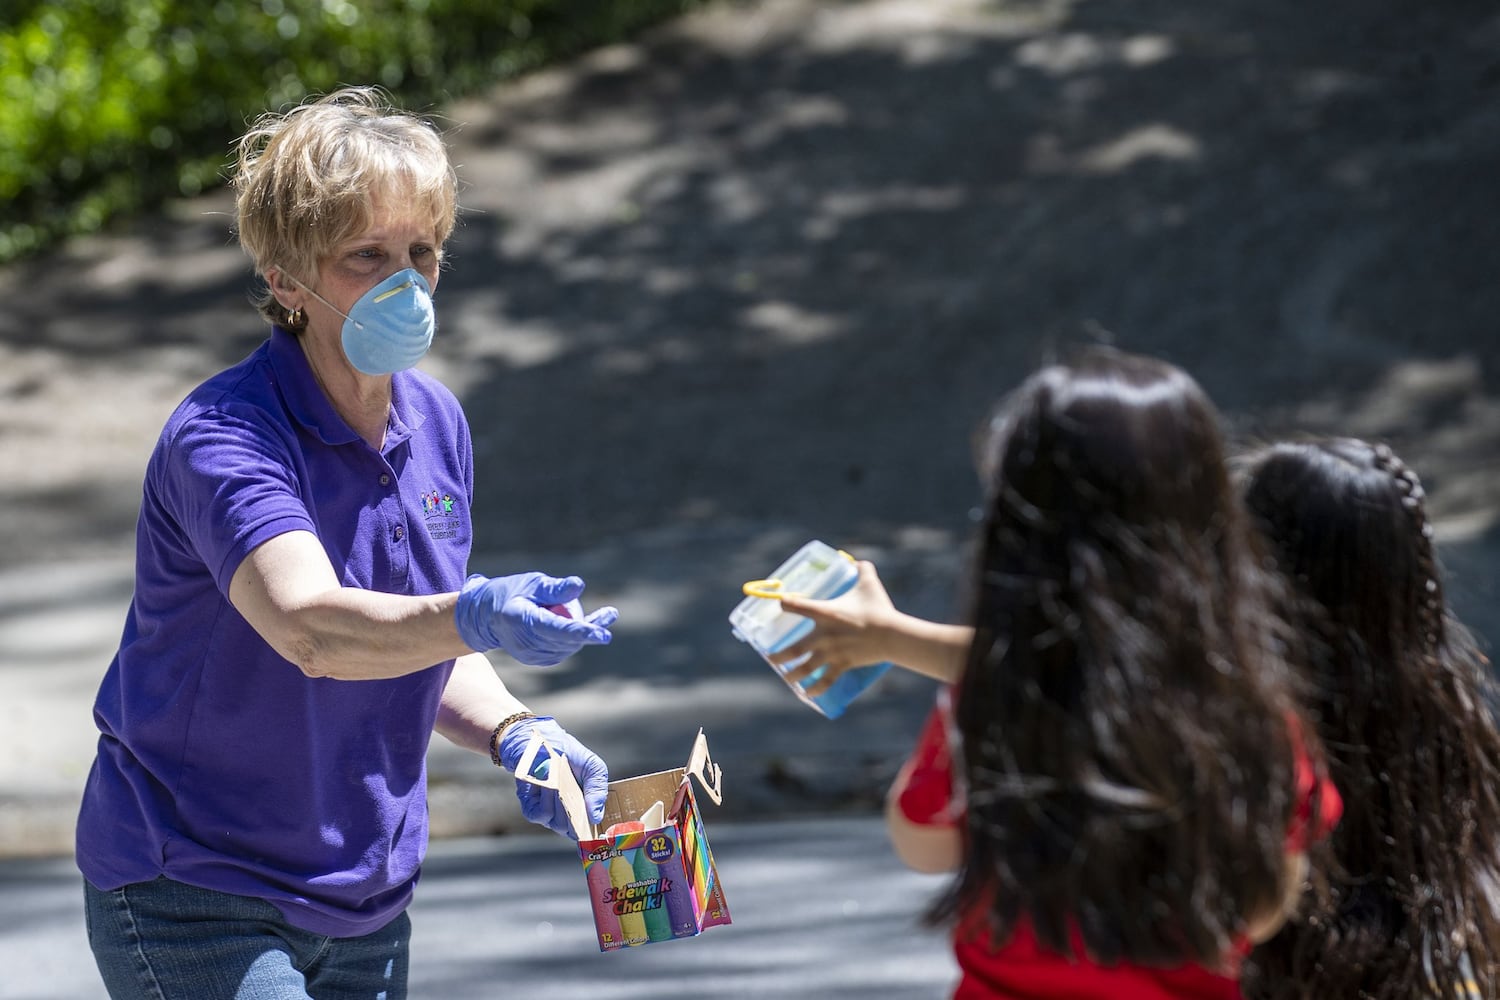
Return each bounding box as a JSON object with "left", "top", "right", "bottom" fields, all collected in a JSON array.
[
  {"left": 269, "top": 326, "right": 427, "bottom": 453},
  {"left": 385, "top": 377, "right": 425, "bottom": 453}
]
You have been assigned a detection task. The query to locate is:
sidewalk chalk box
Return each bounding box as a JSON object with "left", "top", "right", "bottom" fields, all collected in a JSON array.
[{"left": 576, "top": 732, "right": 731, "bottom": 951}]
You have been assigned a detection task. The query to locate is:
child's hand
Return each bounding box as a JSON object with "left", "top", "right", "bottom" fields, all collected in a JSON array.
[{"left": 770, "top": 560, "right": 897, "bottom": 696}]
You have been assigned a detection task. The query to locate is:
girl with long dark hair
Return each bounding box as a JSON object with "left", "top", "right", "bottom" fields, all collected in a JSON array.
[
  {"left": 779, "top": 349, "right": 1340, "bottom": 997},
  {"left": 1239, "top": 438, "right": 1500, "bottom": 1000}
]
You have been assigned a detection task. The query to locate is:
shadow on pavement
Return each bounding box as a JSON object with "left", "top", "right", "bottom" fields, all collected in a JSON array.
[
  {"left": 0, "top": 817, "right": 956, "bottom": 1000},
  {"left": 1, "top": 0, "right": 1497, "bottom": 857}
]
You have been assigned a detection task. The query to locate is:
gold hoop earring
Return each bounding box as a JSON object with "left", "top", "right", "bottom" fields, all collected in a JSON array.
[{"left": 288, "top": 307, "right": 302, "bottom": 327}]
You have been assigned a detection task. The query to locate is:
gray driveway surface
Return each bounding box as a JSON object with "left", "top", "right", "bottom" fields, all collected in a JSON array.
[
  {"left": 1, "top": 0, "right": 1497, "bottom": 994},
  {"left": 0, "top": 817, "right": 956, "bottom": 1000}
]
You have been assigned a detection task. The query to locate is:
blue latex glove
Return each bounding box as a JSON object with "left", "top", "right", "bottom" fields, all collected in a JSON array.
[
  {"left": 498, "top": 716, "right": 609, "bottom": 838},
  {"left": 454, "top": 572, "right": 619, "bottom": 666}
]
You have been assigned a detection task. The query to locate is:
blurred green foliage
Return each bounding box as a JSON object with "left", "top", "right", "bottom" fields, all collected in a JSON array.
[{"left": 0, "top": 0, "right": 700, "bottom": 262}]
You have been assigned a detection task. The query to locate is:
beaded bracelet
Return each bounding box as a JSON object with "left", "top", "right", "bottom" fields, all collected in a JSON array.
[{"left": 488, "top": 711, "right": 539, "bottom": 768}]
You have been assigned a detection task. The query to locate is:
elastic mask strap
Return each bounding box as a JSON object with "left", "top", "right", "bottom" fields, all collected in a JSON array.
[{"left": 281, "top": 271, "right": 362, "bottom": 329}]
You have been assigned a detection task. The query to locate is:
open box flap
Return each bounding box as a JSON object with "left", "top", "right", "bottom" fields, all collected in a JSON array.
[
  {"left": 513, "top": 733, "right": 595, "bottom": 841},
  {"left": 684, "top": 729, "right": 722, "bottom": 806},
  {"left": 518, "top": 729, "right": 723, "bottom": 841}
]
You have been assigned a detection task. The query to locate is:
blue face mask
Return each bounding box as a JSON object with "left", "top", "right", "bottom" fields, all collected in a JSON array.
[{"left": 289, "top": 268, "right": 436, "bottom": 376}]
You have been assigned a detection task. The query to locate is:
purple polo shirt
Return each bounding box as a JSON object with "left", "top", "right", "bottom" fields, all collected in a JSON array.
[{"left": 76, "top": 326, "right": 473, "bottom": 937}]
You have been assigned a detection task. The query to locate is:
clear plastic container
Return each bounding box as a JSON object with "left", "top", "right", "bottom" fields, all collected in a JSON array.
[{"left": 728, "top": 540, "right": 893, "bottom": 719}]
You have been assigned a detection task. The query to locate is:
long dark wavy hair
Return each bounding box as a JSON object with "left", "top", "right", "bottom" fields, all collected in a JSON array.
[
  {"left": 931, "top": 349, "right": 1313, "bottom": 968},
  {"left": 1239, "top": 438, "right": 1500, "bottom": 1000}
]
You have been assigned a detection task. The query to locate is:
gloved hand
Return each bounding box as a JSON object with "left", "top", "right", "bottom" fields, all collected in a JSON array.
[
  {"left": 498, "top": 716, "right": 609, "bottom": 838},
  {"left": 454, "top": 572, "right": 619, "bottom": 666}
]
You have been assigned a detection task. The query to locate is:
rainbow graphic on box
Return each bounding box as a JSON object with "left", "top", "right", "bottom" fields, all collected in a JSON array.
[{"left": 576, "top": 731, "right": 731, "bottom": 951}]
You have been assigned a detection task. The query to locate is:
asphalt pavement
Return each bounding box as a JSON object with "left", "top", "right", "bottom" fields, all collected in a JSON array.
[
  {"left": 0, "top": 816, "right": 957, "bottom": 1000},
  {"left": 6, "top": 0, "right": 1499, "bottom": 865},
  {"left": 2, "top": 0, "right": 1498, "bottom": 994}
]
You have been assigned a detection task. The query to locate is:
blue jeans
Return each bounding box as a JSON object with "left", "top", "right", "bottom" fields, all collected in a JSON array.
[{"left": 83, "top": 877, "right": 409, "bottom": 1000}]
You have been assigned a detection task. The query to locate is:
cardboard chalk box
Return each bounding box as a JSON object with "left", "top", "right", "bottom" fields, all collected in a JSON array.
[{"left": 518, "top": 729, "right": 731, "bottom": 951}]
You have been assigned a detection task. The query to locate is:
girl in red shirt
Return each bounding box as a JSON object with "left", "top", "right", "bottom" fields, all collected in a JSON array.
[{"left": 777, "top": 350, "right": 1340, "bottom": 998}]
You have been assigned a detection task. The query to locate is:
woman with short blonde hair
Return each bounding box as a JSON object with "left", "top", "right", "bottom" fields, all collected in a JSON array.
[{"left": 78, "top": 86, "right": 618, "bottom": 1000}]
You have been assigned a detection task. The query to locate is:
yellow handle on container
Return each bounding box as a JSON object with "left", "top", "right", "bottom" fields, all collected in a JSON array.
[
  {"left": 741, "top": 578, "right": 788, "bottom": 600},
  {"left": 740, "top": 549, "right": 856, "bottom": 600}
]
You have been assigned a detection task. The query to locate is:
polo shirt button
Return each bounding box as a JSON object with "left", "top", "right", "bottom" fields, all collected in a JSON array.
[
  {"left": 394, "top": 525, "right": 405, "bottom": 541},
  {"left": 379, "top": 474, "right": 391, "bottom": 486}
]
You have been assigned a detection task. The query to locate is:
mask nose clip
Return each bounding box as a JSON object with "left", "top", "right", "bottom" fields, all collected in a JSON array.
[{"left": 372, "top": 280, "right": 415, "bottom": 305}]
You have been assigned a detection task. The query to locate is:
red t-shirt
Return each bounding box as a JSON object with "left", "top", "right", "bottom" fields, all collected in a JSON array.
[{"left": 895, "top": 690, "right": 1342, "bottom": 1000}]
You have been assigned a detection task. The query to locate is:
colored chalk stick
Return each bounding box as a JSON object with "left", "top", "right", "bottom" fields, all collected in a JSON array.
[
  {"left": 584, "top": 858, "right": 624, "bottom": 948},
  {"left": 608, "top": 853, "right": 648, "bottom": 945},
  {"left": 633, "top": 843, "right": 675, "bottom": 942}
]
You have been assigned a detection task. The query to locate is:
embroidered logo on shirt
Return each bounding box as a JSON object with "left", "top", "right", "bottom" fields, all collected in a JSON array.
[{"left": 421, "top": 489, "right": 463, "bottom": 540}]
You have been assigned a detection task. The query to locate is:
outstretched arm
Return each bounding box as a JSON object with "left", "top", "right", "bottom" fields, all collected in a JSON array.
[
  {"left": 230, "top": 529, "right": 472, "bottom": 680},
  {"left": 769, "top": 560, "right": 974, "bottom": 691},
  {"left": 229, "top": 529, "right": 615, "bottom": 681}
]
